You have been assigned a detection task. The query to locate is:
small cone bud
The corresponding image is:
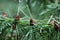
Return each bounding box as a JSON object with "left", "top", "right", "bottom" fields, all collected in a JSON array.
[
  {"left": 12, "top": 24, "right": 16, "bottom": 30},
  {"left": 54, "top": 21, "right": 59, "bottom": 31},
  {"left": 30, "top": 18, "right": 34, "bottom": 26},
  {"left": 15, "top": 15, "right": 20, "bottom": 20}
]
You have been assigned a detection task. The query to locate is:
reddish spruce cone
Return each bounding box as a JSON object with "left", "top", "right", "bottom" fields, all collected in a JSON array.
[
  {"left": 54, "top": 22, "right": 59, "bottom": 31},
  {"left": 12, "top": 24, "right": 16, "bottom": 30},
  {"left": 30, "top": 18, "right": 34, "bottom": 26},
  {"left": 15, "top": 15, "right": 20, "bottom": 20},
  {"left": 12, "top": 15, "right": 20, "bottom": 30},
  {"left": 3, "top": 12, "right": 7, "bottom": 17}
]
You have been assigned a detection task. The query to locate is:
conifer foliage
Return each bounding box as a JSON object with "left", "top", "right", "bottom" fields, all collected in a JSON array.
[{"left": 0, "top": 0, "right": 60, "bottom": 40}]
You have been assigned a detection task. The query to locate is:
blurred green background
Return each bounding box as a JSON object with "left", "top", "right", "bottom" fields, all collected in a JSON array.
[{"left": 0, "top": 0, "right": 60, "bottom": 23}]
